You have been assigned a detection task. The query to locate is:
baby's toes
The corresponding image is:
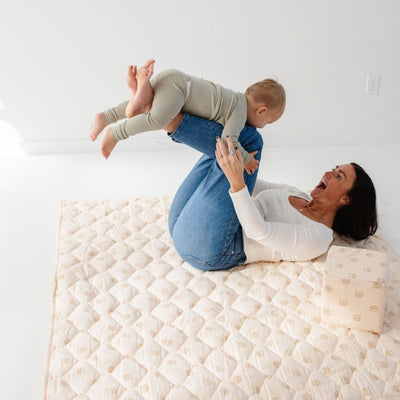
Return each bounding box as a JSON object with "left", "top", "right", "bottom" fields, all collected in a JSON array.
[
  {"left": 147, "top": 61, "right": 155, "bottom": 78},
  {"left": 127, "top": 65, "right": 137, "bottom": 82}
]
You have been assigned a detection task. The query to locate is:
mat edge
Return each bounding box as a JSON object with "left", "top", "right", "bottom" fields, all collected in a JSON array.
[{"left": 42, "top": 200, "right": 66, "bottom": 400}]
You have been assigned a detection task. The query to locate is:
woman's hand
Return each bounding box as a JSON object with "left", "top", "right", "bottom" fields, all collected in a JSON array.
[{"left": 215, "top": 137, "right": 248, "bottom": 193}]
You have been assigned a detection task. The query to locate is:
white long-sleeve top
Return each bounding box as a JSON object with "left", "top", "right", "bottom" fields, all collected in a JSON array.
[{"left": 229, "top": 179, "right": 333, "bottom": 263}]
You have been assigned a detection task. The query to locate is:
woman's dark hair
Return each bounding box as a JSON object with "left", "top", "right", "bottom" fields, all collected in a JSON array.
[{"left": 332, "top": 163, "right": 378, "bottom": 241}]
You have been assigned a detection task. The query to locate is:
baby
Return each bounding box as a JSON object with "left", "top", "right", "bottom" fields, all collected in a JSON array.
[{"left": 90, "top": 60, "right": 285, "bottom": 174}]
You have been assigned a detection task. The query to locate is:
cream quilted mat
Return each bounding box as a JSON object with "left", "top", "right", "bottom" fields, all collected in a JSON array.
[{"left": 43, "top": 197, "right": 400, "bottom": 400}]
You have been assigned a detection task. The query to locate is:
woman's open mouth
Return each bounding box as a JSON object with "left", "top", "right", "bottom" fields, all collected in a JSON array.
[
  {"left": 313, "top": 177, "right": 327, "bottom": 195},
  {"left": 316, "top": 178, "right": 327, "bottom": 190}
]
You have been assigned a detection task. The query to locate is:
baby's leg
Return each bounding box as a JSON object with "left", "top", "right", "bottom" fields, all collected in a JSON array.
[
  {"left": 89, "top": 113, "right": 106, "bottom": 142},
  {"left": 89, "top": 101, "right": 128, "bottom": 142},
  {"left": 91, "top": 59, "right": 154, "bottom": 143},
  {"left": 126, "top": 60, "right": 155, "bottom": 118},
  {"left": 115, "top": 71, "right": 187, "bottom": 140},
  {"left": 100, "top": 127, "right": 117, "bottom": 159},
  {"left": 101, "top": 70, "right": 187, "bottom": 159}
]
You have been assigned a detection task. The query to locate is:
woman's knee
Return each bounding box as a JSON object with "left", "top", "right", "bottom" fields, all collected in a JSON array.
[
  {"left": 170, "top": 220, "right": 191, "bottom": 259},
  {"left": 168, "top": 213, "right": 177, "bottom": 238},
  {"left": 172, "top": 228, "right": 224, "bottom": 269},
  {"left": 239, "top": 126, "right": 264, "bottom": 155},
  {"left": 172, "top": 237, "right": 219, "bottom": 271},
  {"left": 173, "top": 240, "right": 241, "bottom": 271},
  {"left": 171, "top": 219, "right": 209, "bottom": 262}
]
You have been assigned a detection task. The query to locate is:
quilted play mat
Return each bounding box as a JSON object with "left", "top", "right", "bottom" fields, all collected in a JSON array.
[{"left": 43, "top": 197, "right": 400, "bottom": 400}]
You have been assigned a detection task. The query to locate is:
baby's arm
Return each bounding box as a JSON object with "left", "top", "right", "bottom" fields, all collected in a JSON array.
[
  {"left": 244, "top": 153, "right": 260, "bottom": 175},
  {"left": 221, "top": 117, "right": 259, "bottom": 174},
  {"left": 221, "top": 115, "right": 252, "bottom": 166}
]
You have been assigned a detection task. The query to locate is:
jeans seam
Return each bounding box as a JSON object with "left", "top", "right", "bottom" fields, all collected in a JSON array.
[
  {"left": 181, "top": 253, "right": 246, "bottom": 271},
  {"left": 221, "top": 213, "right": 240, "bottom": 256}
]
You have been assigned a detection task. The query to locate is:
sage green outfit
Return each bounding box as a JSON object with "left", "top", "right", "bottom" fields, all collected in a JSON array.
[{"left": 101, "top": 69, "right": 251, "bottom": 164}]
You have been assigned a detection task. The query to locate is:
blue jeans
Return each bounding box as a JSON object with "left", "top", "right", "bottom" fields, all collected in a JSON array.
[{"left": 168, "top": 114, "right": 263, "bottom": 271}]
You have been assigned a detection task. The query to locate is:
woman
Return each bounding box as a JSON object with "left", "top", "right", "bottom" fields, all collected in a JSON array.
[{"left": 164, "top": 113, "right": 378, "bottom": 271}]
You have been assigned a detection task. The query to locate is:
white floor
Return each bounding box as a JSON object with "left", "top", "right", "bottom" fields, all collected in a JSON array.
[{"left": 0, "top": 142, "right": 399, "bottom": 400}]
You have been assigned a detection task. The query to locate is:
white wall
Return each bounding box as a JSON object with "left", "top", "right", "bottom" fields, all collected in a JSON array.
[{"left": 0, "top": 0, "right": 399, "bottom": 152}]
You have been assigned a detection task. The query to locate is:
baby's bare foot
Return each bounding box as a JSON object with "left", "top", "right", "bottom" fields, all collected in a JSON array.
[
  {"left": 89, "top": 113, "right": 105, "bottom": 142},
  {"left": 126, "top": 61, "right": 155, "bottom": 118},
  {"left": 126, "top": 60, "right": 154, "bottom": 96},
  {"left": 100, "top": 127, "right": 117, "bottom": 159},
  {"left": 144, "top": 59, "right": 155, "bottom": 79},
  {"left": 127, "top": 65, "right": 138, "bottom": 95},
  {"left": 136, "top": 60, "right": 155, "bottom": 84}
]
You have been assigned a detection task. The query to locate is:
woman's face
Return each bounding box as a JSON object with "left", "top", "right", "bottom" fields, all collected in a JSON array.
[{"left": 311, "top": 164, "right": 356, "bottom": 205}]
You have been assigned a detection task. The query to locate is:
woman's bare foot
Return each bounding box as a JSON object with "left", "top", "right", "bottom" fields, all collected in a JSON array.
[
  {"left": 89, "top": 113, "right": 106, "bottom": 141},
  {"left": 126, "top": 60, "right": 155, "bottom": 118},
  {"left": 100, "top": 127, "right": 117, "bottom": 159}
]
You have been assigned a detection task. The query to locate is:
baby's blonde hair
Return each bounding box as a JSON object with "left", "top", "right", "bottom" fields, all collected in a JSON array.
[{"left": 246, "top": 78, "right": 286, "bottom": 114}]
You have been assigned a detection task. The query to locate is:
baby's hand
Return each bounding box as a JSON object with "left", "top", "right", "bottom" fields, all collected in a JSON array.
[{"left": 244, "top": 151, "right": 259, "bottom": 175}]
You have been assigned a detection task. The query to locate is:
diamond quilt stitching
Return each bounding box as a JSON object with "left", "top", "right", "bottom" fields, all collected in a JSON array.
[{"left": 43, "top": 197, "right": 400, "bottom": 400}]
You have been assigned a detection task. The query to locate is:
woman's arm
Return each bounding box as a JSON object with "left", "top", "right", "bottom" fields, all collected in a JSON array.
[
  {"left": 230, "top": 187, "right": 332, "bottom": 260},
  {"left": 252, "top": 180, "right": 296, "bottom": 197},
  {"left": 215, "top": 141, "right": 331, "bottom": 260}
]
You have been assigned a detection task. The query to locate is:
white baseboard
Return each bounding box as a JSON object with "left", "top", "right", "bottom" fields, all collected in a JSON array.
[
  {"left": 22, "top": 131, "right": 400, "bottom": 154},
  {"left": 23, "top": 132, "right": 175, "bottom": 154},
  {"left": 264, "top": 131, "right": 400, "bottom": 147}
]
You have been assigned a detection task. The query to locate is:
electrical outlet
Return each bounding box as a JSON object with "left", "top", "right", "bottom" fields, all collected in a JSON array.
[{"left": 366, "top": 75, "right": 380, "bottom": 95}]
